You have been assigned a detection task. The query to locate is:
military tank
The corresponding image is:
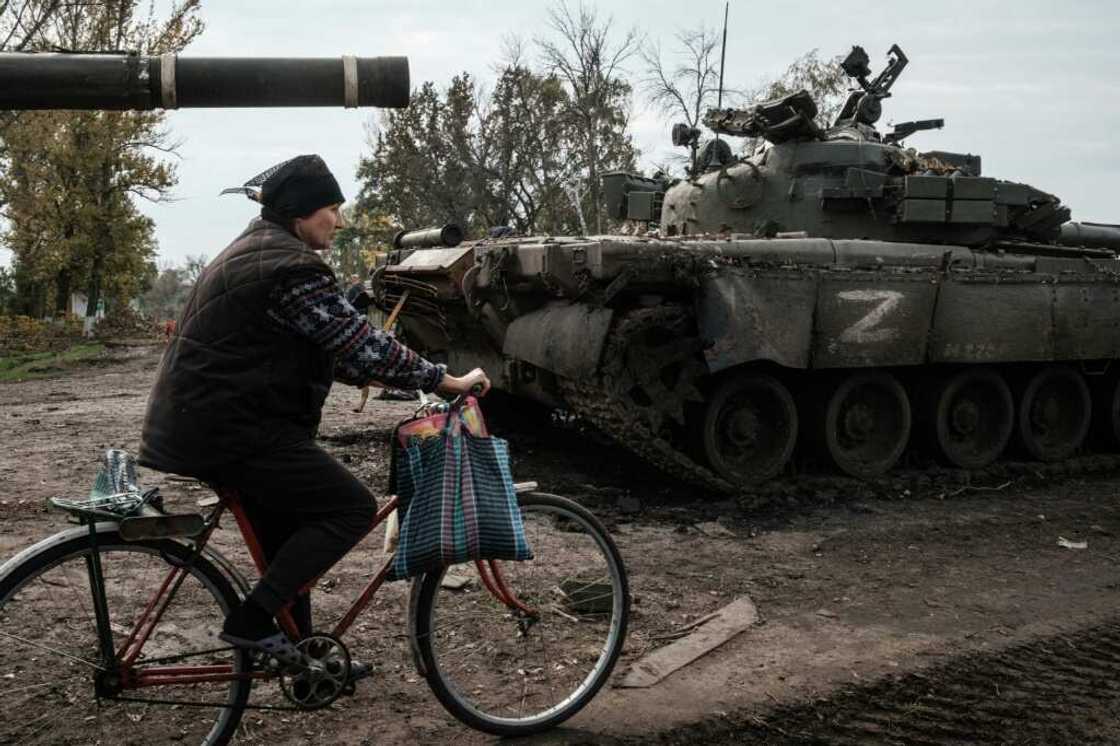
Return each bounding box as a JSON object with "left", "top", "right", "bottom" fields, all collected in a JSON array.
[{"left": 371, "top": 43, "right": 1120, "bottom": 492}]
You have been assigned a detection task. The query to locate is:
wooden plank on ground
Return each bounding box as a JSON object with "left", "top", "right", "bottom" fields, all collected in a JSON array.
[{"left": 618, "top": 596, "right": 759, "bottom": 688}]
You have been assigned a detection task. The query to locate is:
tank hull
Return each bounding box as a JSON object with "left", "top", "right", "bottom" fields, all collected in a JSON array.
[{"left": 375, "top": 233, "right": 1120, "bottom": 491}]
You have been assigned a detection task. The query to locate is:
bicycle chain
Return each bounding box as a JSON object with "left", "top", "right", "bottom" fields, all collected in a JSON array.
[
  {"left": 118, "top": 643, "right": 357, "bottom": 712},
  {"left": 113, "top": 694, "right": 304, "bottom": 711}
]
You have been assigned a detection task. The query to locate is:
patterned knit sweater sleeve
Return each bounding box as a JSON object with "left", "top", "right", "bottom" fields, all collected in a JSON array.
[{"left": 268, "top": 271, "right": 445, "bottom": 392}]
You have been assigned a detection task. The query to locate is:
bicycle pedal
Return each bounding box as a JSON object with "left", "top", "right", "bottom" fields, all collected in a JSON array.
[{"left": 251, "top": 652, "right": 302, "bottom": 676}]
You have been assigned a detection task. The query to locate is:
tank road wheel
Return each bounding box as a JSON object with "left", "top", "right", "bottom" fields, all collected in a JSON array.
[
  {"left": 823, "top": 371, "right": 911, "bottom": 479},
  {"left": 701, "top": 374, "right": 798, "bottom": 484},
  {"left": 1017, "top": 365, "right": 1091, "bottom": 461},
  {"left": 931, "top": 368, "right": 1015, "bottom": 468},
  {"left": 1090, "top": 374, "right": 1120, "bottom": 451}
]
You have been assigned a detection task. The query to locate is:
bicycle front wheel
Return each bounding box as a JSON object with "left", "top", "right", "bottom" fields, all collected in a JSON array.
[
  {"left": 0, "top": 526, "right": 251, "bottom": 745},
  {"left": 412, "top": 492, "right": 629, "bottom": 736}
]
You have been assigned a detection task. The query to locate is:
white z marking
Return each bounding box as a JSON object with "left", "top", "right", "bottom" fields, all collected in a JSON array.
[{"left": 837, "top": 289, "right": 903, "bottom": 344}]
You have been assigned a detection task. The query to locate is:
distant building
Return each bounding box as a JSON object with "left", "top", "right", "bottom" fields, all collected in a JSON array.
[
  {"left": 68, "top": 292, "right": 105, "bottom": 335},
  {"left": 68, "top": 292, "right": 105, "bottom": 320}
]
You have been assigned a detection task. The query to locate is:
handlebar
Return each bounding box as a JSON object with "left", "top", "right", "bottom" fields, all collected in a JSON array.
[{"left": 412, "top": 387, "right": 486, "bottom": 419}]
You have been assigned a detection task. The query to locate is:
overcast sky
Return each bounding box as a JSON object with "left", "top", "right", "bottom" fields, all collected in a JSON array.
[{"left": 1, "top": 0, "right": 1117, "bottom": 269}]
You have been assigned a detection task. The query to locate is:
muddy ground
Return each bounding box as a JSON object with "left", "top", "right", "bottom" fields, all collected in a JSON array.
[{"left": 3, "top": 344, "right": 1120, "bottom": 744}]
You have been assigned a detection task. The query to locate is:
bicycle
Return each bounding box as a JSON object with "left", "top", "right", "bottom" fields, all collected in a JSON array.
[{"left": 0, "top": 433, "right": 629, "bottom": 743}]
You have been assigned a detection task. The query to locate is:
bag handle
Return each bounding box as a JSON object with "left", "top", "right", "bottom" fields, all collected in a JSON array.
[{"left": 439, "top": 396, "right": 472, "bottom": 439}]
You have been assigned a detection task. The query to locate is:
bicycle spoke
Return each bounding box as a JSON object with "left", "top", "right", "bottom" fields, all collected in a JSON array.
[
  {"left": 518, "top": 633, "right": 530, "bottom": 719},
  {"left": 10, "top": 674, "right": 88, "bottom": 698},
  {"left": 0, "top": 535, "right": 250, "bottom": 745},
  {"left": 12, "top": 710, "right": 53, "bottom": 745},
  {"left": 537, "top": 603, "right": 557, "bottom": 715},
  {"left": 414, "top": 494, "right": 630, "bottom": 736},
  {"left": 0, "top": 628, "right": 105, "bottom": 670}
]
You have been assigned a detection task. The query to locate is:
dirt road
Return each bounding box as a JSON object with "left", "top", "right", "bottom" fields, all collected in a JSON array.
[{"left": 2, "top": 345, "right": 1119, "bottom": 744}]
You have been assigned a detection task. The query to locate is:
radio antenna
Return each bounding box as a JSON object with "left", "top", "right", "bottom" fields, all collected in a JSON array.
[{"left": 716, "top": 2, "right": 729, "bottom": 110}]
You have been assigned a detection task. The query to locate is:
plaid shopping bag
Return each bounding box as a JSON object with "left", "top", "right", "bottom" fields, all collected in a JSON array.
[{"left": 388, "top": 400, "right": 532, "bottom": 581}]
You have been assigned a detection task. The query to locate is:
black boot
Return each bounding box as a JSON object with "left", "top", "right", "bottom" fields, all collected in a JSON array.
[{"left": 220, "top": 599, "right": 302, "bottom": 668}]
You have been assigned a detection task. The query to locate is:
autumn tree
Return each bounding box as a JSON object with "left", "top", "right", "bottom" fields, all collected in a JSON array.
[
  {"left": 537, "top": 1, "right": 639, "bottom": 233},
  {"left": 0, "top": 1, "right": 77, "bottom": 140},
  {"left": 355, "top": 76, "right": 484, "bottom": 236},
  {"left": 0, "top": 1, "right": 203, "bottom": 322},
  {"left": 472, "top": 56, "right": 584, "bottom": 235},
  {"left": 140, "top": 264, "right": 188, "bottom": 321},
  {"left": 0, "top": 265, "right": 15, "bottom": 314},
  {"left": 327, "top": 205, "right": 394, "bottom": 280},
  {"left": 355, "top": 64, "right": 595, "bottom": 241},
  {"left": 138, "top": 252, "right": 205, "bottom": 320},
  {"left": 354, "top": 5, "right": 641, "bottom": 242}
]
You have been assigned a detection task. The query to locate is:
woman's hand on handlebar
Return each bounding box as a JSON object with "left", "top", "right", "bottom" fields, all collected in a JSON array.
[{"left": 436, "top": 368, "right": 491, "bottom": 398}]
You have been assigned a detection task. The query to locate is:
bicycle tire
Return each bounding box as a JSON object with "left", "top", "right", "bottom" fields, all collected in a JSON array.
[
  {"left": 412, "top": 492, "right": 629, "bottom": 736},
  {"left": 0, "top": 525, "right": 251, "bottom": 746}
]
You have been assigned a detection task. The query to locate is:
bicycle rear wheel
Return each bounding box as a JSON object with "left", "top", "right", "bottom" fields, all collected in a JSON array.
[
  {"left": 0, "top": 526, "right": 251, "bottom": 745},
  {"left": 412, "top": 492, "right": 629, "bottom": 736}
]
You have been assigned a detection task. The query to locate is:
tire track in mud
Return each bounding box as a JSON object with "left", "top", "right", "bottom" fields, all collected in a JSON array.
[{"left": 654, "top": 620, "right": 1120, "bottom": 744}]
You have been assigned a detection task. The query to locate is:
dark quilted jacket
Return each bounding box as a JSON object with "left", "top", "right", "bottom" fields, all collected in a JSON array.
[{"left": 138, "top": 218, "right": 335, "bottom": 478}]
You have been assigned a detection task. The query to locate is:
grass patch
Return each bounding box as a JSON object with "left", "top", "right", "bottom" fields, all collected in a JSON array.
[{"left": 0, "top": 343, "right": 106, "bottom": 382}]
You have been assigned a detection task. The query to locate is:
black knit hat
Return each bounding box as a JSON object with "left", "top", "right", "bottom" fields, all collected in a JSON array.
[{"left": 257, "top": 154, "right": 344, "bottom": 219}]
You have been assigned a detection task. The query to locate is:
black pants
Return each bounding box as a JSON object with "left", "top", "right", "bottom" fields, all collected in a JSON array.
[{"left": 215, "top": 440, "right": 376, "bottom": 637}]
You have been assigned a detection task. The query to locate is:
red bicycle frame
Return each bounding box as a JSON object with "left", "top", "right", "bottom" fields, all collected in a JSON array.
[{"left": 114, "top": 486, "right": 534, "bottom": 691}]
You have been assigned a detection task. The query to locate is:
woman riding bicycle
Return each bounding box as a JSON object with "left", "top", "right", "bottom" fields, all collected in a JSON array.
[{"left": 138, "top": 154, "right": 490, "bottom": 663}]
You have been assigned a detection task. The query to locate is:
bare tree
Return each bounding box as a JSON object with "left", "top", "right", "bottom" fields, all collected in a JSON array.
[
  {"left": 640, "top": 26, "right": 724, "bottom": 174},
  {"left": 0, "top": 0, "right": 66, "bottom": 51},
  {"left": 537, "top": 1, "right": 639, "bottom": 233}
]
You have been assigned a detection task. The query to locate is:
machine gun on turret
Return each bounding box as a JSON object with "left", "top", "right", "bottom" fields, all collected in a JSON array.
[
  {"left": 832, "top": 43, "right": 908, "bottom": 127},
  {"left": 884, "top": 118, "right": 945, "bottom": 145},
  {"left": 696, "top": 44, "right": 941, "bottom": 150}
]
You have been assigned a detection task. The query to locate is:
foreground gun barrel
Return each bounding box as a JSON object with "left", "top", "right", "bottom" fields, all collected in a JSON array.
[
  {"left": 1057, "top": 222, "right": 1120, "bottom": 251},
  {"left": 393, "top": 224, "right": 464, "bottom": 250},
  {"left": 0, "top": 53, "right": 409, "bottom": 110}
]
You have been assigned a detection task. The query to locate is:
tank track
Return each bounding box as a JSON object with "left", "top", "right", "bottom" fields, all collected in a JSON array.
[
  {"left": 554, "top": 376, "right": 1120, "bottom": 502},
  {"left": 558, "top": 378, "right": 736, "bottom": 495},
  {"left": 557, "top": 304, "right": 737, "bottom": 495}
]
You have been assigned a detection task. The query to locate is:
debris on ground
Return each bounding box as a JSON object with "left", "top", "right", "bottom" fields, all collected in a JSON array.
[
  {"left": 619, "top": 596, "right": 759, "bottom": 688},
  {"left": 693, "top": 521, "right": 735, "bottom": 538}
]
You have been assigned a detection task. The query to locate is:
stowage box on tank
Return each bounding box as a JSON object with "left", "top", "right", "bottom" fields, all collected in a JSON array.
[{"left": 373, "top": 43, "right": 1120, "bottom": 492}]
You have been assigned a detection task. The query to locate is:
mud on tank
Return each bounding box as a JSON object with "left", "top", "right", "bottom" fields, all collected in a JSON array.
[{"left": 374, "top": 43, "right": 1120, "bottom": 493}]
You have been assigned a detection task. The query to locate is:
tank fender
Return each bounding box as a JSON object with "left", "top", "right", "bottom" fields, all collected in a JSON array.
[
  {"left": 697, "top": 270, "right": 817, "bottom": 373},
  {"left": 502, "top": 301, "right": 613, "bottom": 379}
]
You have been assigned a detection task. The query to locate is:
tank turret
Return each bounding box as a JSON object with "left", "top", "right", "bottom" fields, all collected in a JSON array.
[
  {"left": 0, "top": 52, "right": 408, "bottom": 110},
  {"left": 660, "top": 44, "right": 1084, "bottom": 251}
]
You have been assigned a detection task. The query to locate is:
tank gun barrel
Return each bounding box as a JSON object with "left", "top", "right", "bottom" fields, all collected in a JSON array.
[
  {"left": 1057, "top": 222, "right": 1120, "bottom": 252},
  {"left": 393, "top": 224, "right": 463, "bottom": 250},
  {"left": 0, "top": 52, "right": 409, "bottom": 110}
]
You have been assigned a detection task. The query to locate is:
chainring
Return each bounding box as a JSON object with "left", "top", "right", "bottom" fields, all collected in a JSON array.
[{"left": 278, "top": 633, "right": 352, "bottom": 710}]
